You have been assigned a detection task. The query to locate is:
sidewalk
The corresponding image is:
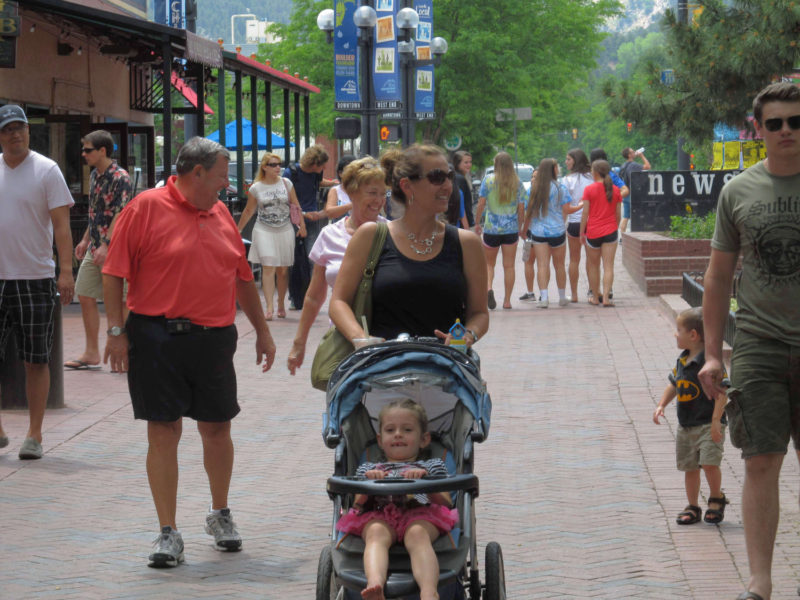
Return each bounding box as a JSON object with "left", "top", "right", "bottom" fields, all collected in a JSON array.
[{"left": 2, "top": 248, "right": 800, "bottom": 599}]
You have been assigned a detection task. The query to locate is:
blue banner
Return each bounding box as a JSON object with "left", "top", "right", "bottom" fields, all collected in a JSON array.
[
  {"left": 153, "top": 0, "right": 184, "bottom": 28},
  {"left": 373, "top": 0, "right": 402, "bottom": 109},
  {"left": 413, "top": 0, "right": 434, "bottom": 119},
  {"left": 334, "top": 0, "right": 361, "bottom": 110}
]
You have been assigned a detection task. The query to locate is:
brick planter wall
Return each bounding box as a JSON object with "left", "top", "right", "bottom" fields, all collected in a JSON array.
[{"left": 622, "top": 232, "right": 712, "bottom": 296}]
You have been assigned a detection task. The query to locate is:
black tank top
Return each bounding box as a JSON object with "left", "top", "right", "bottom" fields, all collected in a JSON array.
[{"left": 370, "top": 224, "right": 467, "bottom": 340}]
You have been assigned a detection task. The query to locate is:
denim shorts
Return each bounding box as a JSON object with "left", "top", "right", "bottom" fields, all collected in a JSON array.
[{"left": 726, "top": 328, "right": 800, "bottom": 458}]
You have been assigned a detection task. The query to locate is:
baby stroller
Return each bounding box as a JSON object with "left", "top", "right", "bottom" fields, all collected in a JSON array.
[{"left": 316, "top": 337, "right": 505, "bottom": 599}]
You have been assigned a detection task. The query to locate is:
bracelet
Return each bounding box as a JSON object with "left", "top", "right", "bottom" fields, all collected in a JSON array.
[{"left": 466, "top": 329, "right": 478, "bottom": 343}]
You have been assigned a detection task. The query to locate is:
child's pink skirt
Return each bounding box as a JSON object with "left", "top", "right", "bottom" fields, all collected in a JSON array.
[{"left": 337, "top": 503, "right": 459, "bottom": 542}]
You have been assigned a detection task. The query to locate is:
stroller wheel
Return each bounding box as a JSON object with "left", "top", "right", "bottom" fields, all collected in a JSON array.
[
  {"left": 483, "top": 542, "right": 506, "bottom": 600},
  {"left": 316, "top": 545, "right": 342, "bottom": 599}
]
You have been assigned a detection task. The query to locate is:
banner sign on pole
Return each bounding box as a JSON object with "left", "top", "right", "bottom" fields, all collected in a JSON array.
[
  {"left": 413, "top": 0, "right": 434, "bottom": 119},
  {"left": 373, "top": 0, "right": 401, "bottom": 109},
  {"left": 334, "top": 0, "right": 361, "bottom": 110},
  {"left": 153, "top": 0, "right": 183, "bottom": 28}
]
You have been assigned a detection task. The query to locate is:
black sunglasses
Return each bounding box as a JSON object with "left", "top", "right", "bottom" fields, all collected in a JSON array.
[
  {"left": 81, "top": 147, "right": 97, "bottom": 154},
  {"left": 265, "top": 162, "right": 282, "bottom": 168},
  {"left": 763, "top": 115, "right": 800, "bottom": 132},
  {"left": 412, "top": 168, "right": 455, "bottom": 185}
]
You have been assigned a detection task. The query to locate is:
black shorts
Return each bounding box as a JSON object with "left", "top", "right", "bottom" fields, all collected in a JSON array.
[
  {"left": 531, "top": 233, "right": 566, "bottom": 248},
  {"left": 566, "top": 222, "right": 581, "bottom": 238},
  {"left": 127, "top": 313, "right": 240, "bottom": 422},
  {"left": 0, "top": 279, "right": 57, "bottom": 364},
  {"left": 586, "top": 230, "right": 619, "bottom": 249},
  {"left": 482, "top": 232, "right": 518, "bottom": 248}
]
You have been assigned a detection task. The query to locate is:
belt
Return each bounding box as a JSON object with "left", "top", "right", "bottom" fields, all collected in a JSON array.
[{"left": 131, "top": 313, "right": 221, "bottom": 333}]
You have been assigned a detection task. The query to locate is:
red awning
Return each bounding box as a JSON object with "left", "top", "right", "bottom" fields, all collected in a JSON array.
[
  {"left": 171, "top": 72, "right": 214, "bottom": 115},
  {"left": 232, "top": 52, "right": 321, "bottom": 94}
]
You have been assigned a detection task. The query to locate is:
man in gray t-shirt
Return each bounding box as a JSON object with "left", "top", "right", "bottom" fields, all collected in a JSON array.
[{"left": 699, "top": 81, "right": 800, "bottom": 600}]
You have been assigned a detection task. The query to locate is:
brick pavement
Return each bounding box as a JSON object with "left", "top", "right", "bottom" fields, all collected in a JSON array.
[{"left": 2, "top": 248, "right": 800, "bottom": 599}]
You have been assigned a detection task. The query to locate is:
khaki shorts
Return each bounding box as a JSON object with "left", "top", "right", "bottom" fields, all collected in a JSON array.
[
  {"left": 727, "top": 328, "right": 800, "bottom": 458},
  {"left": 676, "top": 423, "right": 725, "bottom": 471},
  {"left": 75, "top": 252, "right": 127, "bottom": 301}
]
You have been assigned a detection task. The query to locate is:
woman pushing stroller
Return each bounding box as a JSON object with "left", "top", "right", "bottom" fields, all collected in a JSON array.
[{"left": 337, "top": 399, "right": 458, "bottom": 600}]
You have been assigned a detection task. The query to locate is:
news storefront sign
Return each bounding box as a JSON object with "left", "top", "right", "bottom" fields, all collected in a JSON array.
[
  {"left": 334, "top": 0, "right": 361, "bottom": 111},
  {"left": 373, "top": 0, "right": 402, "bottom": 108},
  {"left": 413, "top": 0, "right": 434, "bottom": 120},
  {"left": 630, "top": 170, "right": 741, "bottom": 232}
]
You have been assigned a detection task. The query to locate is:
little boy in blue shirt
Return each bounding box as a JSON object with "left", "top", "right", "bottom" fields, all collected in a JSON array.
[{"left": 653, "top": 307, "right": 728, "bottom": 525}]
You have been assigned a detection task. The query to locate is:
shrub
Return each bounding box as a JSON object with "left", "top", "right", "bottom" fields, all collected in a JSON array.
[{"left": 668, "top": 209, "right": 716, "bottom": 239}]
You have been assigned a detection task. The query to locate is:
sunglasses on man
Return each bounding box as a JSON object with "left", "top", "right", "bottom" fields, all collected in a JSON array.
[
  {"left": 763, "top": 115, "right": 800, "bottom": 132},
  {"left": 411, "top": 168, "right": 455, "bottom": 185}
]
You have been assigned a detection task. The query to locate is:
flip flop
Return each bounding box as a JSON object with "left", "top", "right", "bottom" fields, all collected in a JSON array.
[
  {"left": 736, "top": 592, "right": 764, "bottom": 600},
  {"left": 64, "top": 360, "right": 101, "bottom": 370},
  {"left": 277, "top": 309, "right": 287, "bottom": 318}
]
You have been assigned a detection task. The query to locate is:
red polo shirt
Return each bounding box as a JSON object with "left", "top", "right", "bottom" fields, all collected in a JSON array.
[{"left": 103, "top": 176, "right": 253, "bottom": 327}]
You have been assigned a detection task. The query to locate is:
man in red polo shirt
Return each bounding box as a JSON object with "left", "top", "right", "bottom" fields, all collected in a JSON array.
[{"left": 102, "top": 137, "right": 276, "bottom": 568}]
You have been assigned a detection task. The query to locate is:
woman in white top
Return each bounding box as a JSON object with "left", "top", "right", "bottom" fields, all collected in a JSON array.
[
  {"left": 562, "top": 148, "right": 594, "bottom": 302},
  {"left": 323, "top": 154, "right": 356, "bottom": 222},
  {"left": 287, "top": 156, "right": 387, "bottom": 375},
  {"left": 238, "top": 152, "right": 307, "bottom": 320}
]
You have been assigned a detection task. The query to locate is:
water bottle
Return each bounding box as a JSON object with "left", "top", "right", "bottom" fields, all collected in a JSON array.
[{"left": 635, "top": 147, "right": 645, "bottom": 155}]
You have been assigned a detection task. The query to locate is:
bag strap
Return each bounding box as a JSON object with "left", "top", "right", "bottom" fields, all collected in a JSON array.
[{"left": 352, "top": 222, "right": 388, "bottom": 319}]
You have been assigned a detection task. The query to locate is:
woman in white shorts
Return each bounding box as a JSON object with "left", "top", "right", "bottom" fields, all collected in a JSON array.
[{"left": 238, "top": 152, "right": 307, "bottom": 320}]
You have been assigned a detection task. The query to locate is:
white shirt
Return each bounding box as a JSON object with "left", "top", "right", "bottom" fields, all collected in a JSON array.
[{"left": 0, "top": 151, "right": 74, "bottom": 279}]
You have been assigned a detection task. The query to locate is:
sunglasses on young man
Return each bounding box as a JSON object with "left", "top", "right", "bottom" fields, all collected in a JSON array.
[
  {"left": 81, "top": 146, "right": 97, "bottom": 154},
  {"left": 763, "top": 115, "right": 800, "bottom": 132},
  {"left": 411, "top": 168, "right": 455, "bottom": 185}
]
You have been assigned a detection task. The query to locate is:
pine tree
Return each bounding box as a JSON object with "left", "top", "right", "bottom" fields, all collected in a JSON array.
[{"left": 604, "top": 0, "right": 800, "bottom": 145}]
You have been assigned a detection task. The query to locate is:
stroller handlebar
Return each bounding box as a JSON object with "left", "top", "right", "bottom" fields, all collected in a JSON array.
[{"left": 326, "top": 473, "right": 479, "bottom": 499}]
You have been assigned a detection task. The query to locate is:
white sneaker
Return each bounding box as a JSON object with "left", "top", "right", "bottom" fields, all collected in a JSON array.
[
  {"left": 18, "top": 437, "right": 42, "bottom": 460},
  {"left": 148, "top": 526, "right": 184, "bottom": 568},
  {"left": 205, "top": 508, "right": 242, "bottom": 551},
  {"left": 537, "top": 298, "right": 549, "bottom": 309},
  {"left": 558, "top": 297, "right": 569, "bottom": 307}
]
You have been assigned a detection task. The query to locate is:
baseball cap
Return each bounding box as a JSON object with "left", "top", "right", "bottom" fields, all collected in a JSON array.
[{"left": 0, "top": 105, "right": 28, "bottom": 130}]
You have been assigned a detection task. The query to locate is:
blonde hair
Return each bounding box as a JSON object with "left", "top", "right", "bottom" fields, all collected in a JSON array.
[
  {"left": 493, "top": 152, "right": 518, "bottom": 205},
  {"left": 254, "top": 152, "right": 281, "bottom": 184},
  {"left": 527, "top": 158, "right": 558, "bottom": 221},
  {"left": 677, "top": 307, "right": 704, "bottom": 341},
  {"left": 378, "top": 399, "right": 429, "bottom": 434},
  {"left": 341, "top": 156, "right": 386, "bottom": 196}
]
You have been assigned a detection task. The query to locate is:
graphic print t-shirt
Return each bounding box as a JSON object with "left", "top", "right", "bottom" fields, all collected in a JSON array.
[{"left": 712, "top": 161, "right": 800, "bottom": 345}]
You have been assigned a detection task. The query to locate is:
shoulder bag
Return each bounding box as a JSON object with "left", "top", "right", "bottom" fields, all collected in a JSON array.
[
  {"left": 281, "top": 178, "right": 303, "bottom": 226},
  {"left": 310, "top": 222, "right": 388, "bottom": 391}
]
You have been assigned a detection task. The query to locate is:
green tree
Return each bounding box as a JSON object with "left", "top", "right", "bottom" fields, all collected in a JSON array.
[
  {"left": 603, "top": 0, "right": 800, "bottom": 146},
  {"left": 265, "top": 0, "right": 621, "bottom": 166}
]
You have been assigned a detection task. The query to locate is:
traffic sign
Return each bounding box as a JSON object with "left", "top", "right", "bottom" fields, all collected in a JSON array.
[
  {"left": 443, "top": 134, "right": 462, "bottom": 151},
  {"left": 380, "top": 124, "right": 401, "bottom": 142},
  {"left": 496, "top": 107, "right": 532, "bottom": 122}
]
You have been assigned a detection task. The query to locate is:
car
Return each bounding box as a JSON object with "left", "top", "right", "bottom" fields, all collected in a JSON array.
[{"left": 482, "top": 162, "right": 535, "bottom": 194}]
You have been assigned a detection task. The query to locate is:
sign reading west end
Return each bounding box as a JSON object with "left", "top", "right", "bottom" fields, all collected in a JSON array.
[
  {"left": 413, "top": 0, "right": 434, "bottom": 120},
  {"left": 373, "top": 0, "right": 402, "bottom": 109},
  {"left": 630, "top": 170, "right": 741, "bottom": 232},
  {"left": 334, "top": 0, "right": 361, "bottom": 111}
]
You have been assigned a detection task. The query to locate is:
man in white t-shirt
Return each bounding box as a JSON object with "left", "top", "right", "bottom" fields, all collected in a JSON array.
[{"left": 0, "top": 104, "right": 75, "bottom": 460}]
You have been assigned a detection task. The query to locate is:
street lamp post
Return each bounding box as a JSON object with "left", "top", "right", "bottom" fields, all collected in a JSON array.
[
  {"left": 318, "top": 2, "right": 445, "bottom": 153},
  {"left": 353, "top": 4, "right": 379, "bottom": 157}
]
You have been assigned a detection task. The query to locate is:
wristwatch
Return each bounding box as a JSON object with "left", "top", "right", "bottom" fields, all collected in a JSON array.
[
  {"left": 107, "top": 326, "right": 126, "bottom": 336},
  {"left": 466, "top": 329, "right": 478, "bottom": 343}
]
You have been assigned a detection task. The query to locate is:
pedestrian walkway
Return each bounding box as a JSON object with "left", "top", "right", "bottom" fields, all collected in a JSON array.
[{"left": 2, "top": 250, "right": 800, "bottom": 599}]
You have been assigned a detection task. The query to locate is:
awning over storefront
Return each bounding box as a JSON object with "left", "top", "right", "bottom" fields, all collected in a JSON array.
[{"left": 171, "top": 72, "right": 213, "bottom": 115}]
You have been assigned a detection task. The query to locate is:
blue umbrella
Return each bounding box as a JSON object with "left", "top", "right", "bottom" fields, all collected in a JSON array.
[{"left": 208, "top": 118, "right": 294, "bottom": 150}]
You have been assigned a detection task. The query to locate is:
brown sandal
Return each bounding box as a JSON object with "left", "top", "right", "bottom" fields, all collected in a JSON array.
[
  {"left": 676, "top": 504, "right": 702, "bottom": 525},
  {"left": 704, "top": 493, "right": 729, "bottom": 524}
]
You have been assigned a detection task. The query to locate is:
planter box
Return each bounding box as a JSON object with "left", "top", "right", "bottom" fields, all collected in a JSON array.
[{"left": 622, "top": 232, "right": 712, "bottom": 296}]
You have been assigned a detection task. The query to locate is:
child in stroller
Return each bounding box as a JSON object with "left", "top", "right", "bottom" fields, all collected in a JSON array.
[
  {"left": 337, "top": 399, "right": 459, "bottom": 600},
  {"left": 318, "top": 339, "right": 505, "bottom": 600}
]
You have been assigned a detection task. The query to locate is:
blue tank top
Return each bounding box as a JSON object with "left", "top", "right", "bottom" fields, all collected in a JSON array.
[{"left": 370, "top": 224, "right": 466, "bottom": 340}]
